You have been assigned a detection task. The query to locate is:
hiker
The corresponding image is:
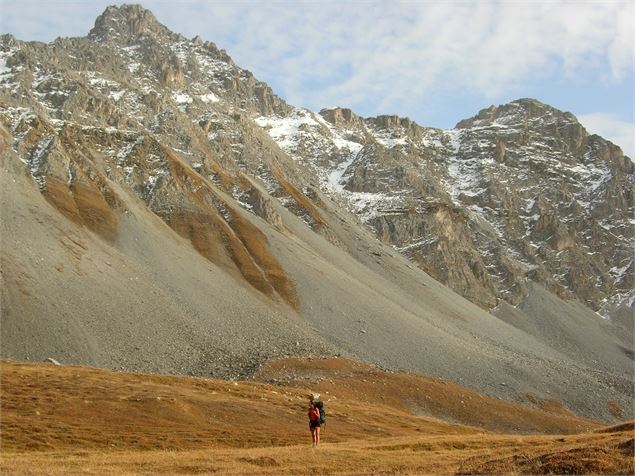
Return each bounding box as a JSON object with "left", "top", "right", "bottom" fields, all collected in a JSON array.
[{"left": 308, "top": 393, "right": 321, "bottom": 447}]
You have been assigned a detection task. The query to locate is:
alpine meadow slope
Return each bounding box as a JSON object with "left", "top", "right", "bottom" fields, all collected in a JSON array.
[
  {"left": 0, "top": 4, "right": 632, "bottom": 423},
  {"left": 2, "top": 360, "right": 633, "bottom": 475}
]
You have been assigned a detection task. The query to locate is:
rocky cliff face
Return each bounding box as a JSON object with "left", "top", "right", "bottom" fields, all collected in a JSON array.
[
  {"left": 255, "top": 100, "right": 634, "bottom": 314},
  {"left": 1, "top": 4, "right": 633, "bottom": 421}
]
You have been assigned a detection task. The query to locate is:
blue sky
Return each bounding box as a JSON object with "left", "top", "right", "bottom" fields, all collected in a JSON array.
[{"left": 1, "top": 0, "right": 633, "bottom": 156}]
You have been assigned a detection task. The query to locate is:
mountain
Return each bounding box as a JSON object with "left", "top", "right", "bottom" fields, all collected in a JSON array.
[
  {"left": 0, "top": 4, "right": 632, "bottom": 422},
  {"left": 256, "top": 101, "right": 634, "bottom": 314}
]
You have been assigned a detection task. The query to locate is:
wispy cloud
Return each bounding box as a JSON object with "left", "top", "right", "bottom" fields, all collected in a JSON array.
[
  {"left": 578, "top": 113, "right": 635, "bottom": 158},
  {"left": 143, "top": 0, "right": 632, "bottom": 118},
  {"left": 1, "top": 0, "right": 633, "bottom": 134}
]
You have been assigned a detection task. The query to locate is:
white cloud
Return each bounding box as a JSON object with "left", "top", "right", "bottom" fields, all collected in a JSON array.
[
  {"left": 578, "top": 113, "right": 635, "bottom": 158},
  {"left": 150, "top": 0, "right": 633, "bottom": 118},
  {"left": 608, "top": 4, "right": 635, "bottom": 81},
  {"left": 2, "top": 1, "right": 633, "bottom": 128}
]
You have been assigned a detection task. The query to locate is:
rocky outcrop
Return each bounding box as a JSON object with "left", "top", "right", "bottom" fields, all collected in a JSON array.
[{"left": 320, "top": 107, "right": 362, "bottom": 127}]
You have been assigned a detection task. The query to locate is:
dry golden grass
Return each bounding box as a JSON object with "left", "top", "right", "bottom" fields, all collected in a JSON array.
[
  {"left": 255, "top": 358, "right": 601, "bottom": 434},
  {"left": 0, "top": 360, "right": 470, "bottom": 453},
  {"left": 3, "top": 429, "right": 632, "bottom": 475},
  {"left": 1, "top": 359, "right": 632, "bottom": 475}
]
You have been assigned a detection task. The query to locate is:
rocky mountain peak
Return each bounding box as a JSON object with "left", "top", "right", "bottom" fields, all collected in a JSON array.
[
  {"left": 1, "top": 33, "right": 18, "bottom": 48},
  {"left": 456, "top": 98, "right": 579, "bottom": 129},
  {"left": 454, "top": 98, "right": 593, "bottom": 157},
  {"left": 88, "top": 4, "right": 176, "bottom": 43}
]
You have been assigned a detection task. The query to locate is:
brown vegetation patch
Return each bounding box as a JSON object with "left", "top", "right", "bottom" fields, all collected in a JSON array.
[
  {"left": 23, "top": 125, "right": 124, "bottom": 242},
  {"left": 525, "top": 393, "right": 579, "bottom": 418},
  {"left": 41, "top": 177, "right": 83, "bottom": 224},
  {"left": 69, "top": 179, "right": 118, "bottom": 240},
  {"left": 43, "top": 176, "right": 119, "bottom": 242},
  {"left": 595, "top": 420, "right": 634, "bottom": 433},
  {"left": 534, "top": 446, "right": 633, "bottom": 475},
  {"left": 162, "top": 210, "right": 228, "bottom": 266},
  {"left": 275, "top": 175, "right": 345, "bottom": 247},
  {"left": 275, "top": 176, "right": 326, "bottom": 230},
  {"left": 158, "top": 149, "right": 295, "bottom": 305},
  {"left": 208, "top": 161, "right": 237, "bottom": 192},
  {"left": 230, "top": 212, "right": 298, "bottom": 309},
  {"left": 221, "top": 225, "right": 276, "bottom": 298},
  {"left": 156, "top": 201, "right": 274, "bottom": 299},
  {"left": 65, "top": 128, "right": 123, "bottom": 231},
  {"left": 238, "top": 456, "right": 280, "bottom": 467}
]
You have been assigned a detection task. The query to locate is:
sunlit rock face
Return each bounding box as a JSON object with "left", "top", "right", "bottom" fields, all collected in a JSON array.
[{"left": 258, "top": 98, "right": 633, "bottom": 313}]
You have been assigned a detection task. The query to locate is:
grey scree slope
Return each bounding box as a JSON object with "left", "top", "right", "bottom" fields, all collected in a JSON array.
[{"left": 2, "top": 143, "right": 632, "bottom": 422}]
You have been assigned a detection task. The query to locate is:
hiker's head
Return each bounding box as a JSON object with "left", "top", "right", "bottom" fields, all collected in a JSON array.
[{"left": 310, "top": 393, "right": 320, "bottom": 402}]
